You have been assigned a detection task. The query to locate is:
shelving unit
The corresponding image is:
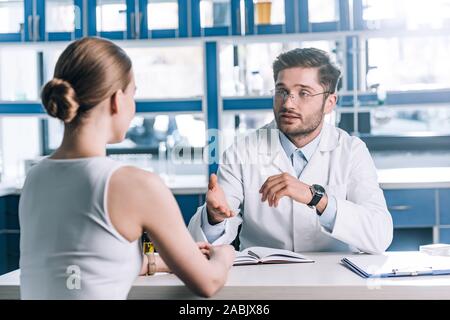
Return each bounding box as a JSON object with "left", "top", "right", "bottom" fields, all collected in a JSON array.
[{"left": 1, "top": 0, "right": 450, "bottom": 264}]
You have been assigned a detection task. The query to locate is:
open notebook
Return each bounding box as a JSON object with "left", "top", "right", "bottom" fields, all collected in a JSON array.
[{"left": 234, "top": 246, "right": 314, "bottom": 266}]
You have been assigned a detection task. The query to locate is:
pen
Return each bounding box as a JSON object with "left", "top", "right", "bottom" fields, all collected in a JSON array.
[{"left": 392, "top": 266, "right": 433, "bottom": 276}]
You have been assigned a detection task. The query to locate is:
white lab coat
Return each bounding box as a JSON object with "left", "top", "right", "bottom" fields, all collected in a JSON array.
[{"left": 188, "top": 121, "right": 393, "bottom": 254}]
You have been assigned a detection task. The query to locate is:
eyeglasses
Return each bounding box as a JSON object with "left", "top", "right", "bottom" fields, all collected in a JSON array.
[{"left": 271, "top": 88, "right": 331, "bottom": 105}]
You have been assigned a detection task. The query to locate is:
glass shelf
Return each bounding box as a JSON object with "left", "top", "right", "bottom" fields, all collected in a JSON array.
[
  {"left": 200, "top": 0, "right": 231, "bottom": 28},
  {"left": 0, "top": 48, "right": 38, "bottom": 101},
  {"left": 124, "top": 46, "right": 203, "bottom": 99},
  {"left": 147, "top": 0, "right": 179, "bottom": 31},
  {"left": 0, "top": 0, "right": 24, "bottom": 34},
  {"left": 253, "top": 0, "right": 284, "bottom": 26},
  {"left": 361, "top": 0, "right": 450, "bottom": 30},
  {"left": 308, "top": 0, "right": 339, "bottom": 24},
  {"left": 96, "top": 0, "right": 127, "bottom": 34},
  {"left": 45, "top": 0, "right": 76, "bottom": 33},
  {"left": 365, "top": 36, "right": 450, "bottom": 92},
  {"left": 219, "top": 40, "right": 343, "bottom": 97},
  {"left": 46, "top": 113, "right": 206, "bottom": 153},
  {"left": 370, "top": 105, "right": 450, "bottom": 136}
]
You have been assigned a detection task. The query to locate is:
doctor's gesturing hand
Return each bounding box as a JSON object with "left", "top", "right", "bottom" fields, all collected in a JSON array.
[
  {"left": 206, "top": 174, "right": 236, "bottom": 225},
  {"left": 259, "top": 173, "right": 328, "bottom": 213}
]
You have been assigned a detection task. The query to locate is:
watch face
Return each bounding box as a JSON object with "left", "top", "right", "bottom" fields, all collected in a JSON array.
[{"left": 312, "top": 184, "right": 325, "bottom": 196}]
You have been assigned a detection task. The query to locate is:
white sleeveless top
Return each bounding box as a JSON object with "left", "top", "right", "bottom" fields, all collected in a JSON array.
[{"left": 19, "top": 157, "right": 142, "bottom": 300}]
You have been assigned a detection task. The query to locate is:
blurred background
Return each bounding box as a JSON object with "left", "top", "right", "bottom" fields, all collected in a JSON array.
[{"left": 1, "top": 0, "right": 450, "bottom": 274}]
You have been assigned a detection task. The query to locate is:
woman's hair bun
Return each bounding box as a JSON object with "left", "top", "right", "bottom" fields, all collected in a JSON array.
[{"left": 41, "top": 78, "right": 80, "bottom": 123}]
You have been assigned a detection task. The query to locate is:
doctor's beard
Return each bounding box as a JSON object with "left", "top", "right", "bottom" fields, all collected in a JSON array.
[{"left": 274, "top": 104, "right": 325, "bottom": 138}]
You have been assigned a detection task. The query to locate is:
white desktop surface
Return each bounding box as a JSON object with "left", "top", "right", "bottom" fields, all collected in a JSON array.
[{"left": 2, "top": 252, "right": 450, "bottom": 300}]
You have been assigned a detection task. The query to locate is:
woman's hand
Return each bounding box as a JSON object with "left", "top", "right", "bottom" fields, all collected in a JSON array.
[
  {"left": 145, "top": 242, "right": 213, "bottom": 275},
  {"left": 155, "top": 254, "right": 170, "bottom": 273}
]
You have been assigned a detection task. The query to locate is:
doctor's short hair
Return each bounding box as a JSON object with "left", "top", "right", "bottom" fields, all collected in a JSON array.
[{"left": 272, "top": 47, "right": 341, "bottom": 93}]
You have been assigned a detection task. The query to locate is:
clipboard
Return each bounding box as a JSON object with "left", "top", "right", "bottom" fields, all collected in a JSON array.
[{"left": 341, "top": 252, "right": 450, "bottom": 278}]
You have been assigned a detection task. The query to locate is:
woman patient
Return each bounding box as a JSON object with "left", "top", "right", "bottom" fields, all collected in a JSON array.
[{"left": 19, "top": 37, "right": 234, "bottom": 299}]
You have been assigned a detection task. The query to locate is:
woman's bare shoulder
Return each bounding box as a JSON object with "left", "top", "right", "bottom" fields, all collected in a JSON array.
[
  {"left": 108, "top": 166, "right": 170, "bottom": 203},
  {"left": 113, "top": 166, "right": 164, "bottom": 187}
]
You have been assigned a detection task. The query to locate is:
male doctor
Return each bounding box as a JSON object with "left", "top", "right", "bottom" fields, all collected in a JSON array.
[{"left": 188, "top": 48, "right": 393, "bottom": 254}]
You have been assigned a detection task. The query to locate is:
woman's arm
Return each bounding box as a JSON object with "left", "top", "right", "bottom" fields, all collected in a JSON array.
[{"left": 108, "top": 167, "right": 235, "bottom": 297}]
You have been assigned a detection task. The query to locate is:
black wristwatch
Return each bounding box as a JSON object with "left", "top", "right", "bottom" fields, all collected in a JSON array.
[{"left": 307, "top": 184, "right": 326, "bottom": 208}]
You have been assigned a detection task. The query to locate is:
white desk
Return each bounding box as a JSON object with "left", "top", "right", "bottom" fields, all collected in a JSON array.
[{"left": 2, "top": 252, "right": 450, "bottom": 300}]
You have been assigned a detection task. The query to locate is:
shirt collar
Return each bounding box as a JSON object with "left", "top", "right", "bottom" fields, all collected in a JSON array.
[{"left": 278, "top": 128, "right": 323, "bottom": 162}]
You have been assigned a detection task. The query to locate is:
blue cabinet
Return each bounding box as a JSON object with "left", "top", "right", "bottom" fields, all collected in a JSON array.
[
  {"left": 384, "top": 188, "right": 439, "bottom": 251},
  {"left": 0, "top": 195, "right": 20, "bottom": 275},
  {"left": 383, "top": 189, "right": 436, "bottom": 228},
  {"left": 174, "top": 194, "right": 204, "bottom": 225},
  {"left": 5, "top": 196, "right": 20, "bottom": 230},
  {"left": 0, "top": 234, "right": 6, "bottom": 275},
  {"left": 0, "top": 0, "right": 27, "bottom": 42},
  {"left": 0, "top": 197, "right": 5, "bottom": 231},
  {"left": 440, "top": 228, "right": 450, "bottom": 243},
  {"left": 91, "top": 0, "right": 136, "bottom": 40},
  {"left": 439, "top": 189, "right": 450, "bottom": 225},
  {"left": 39, "top": 0, "right": 84, "bottom": 41},
  {"left": 0, "top": 0, "right": 354, "bottom": 43},
  {"left": 90, "top": 0, "right": 188, "bottom": 40},
  {"left": 388, "top": 228, "right": 433, "bottom": 251},
  {"left": 383, "top": 187, "right": 450, "bottom": 250},
  {"left": 6, "top": 233, "right": 20, "bottom": 271},
  {"left": 0, "top": 0, "right": 85, "bottom": 42}
]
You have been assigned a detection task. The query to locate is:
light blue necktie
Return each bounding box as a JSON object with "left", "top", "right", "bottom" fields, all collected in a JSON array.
[{"left": 291, "top": 149, "right": 307, "bottom": 178}]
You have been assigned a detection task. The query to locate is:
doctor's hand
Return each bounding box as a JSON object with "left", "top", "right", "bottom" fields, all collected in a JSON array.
[
  {"left": 259, "top": 173, "right": 313, "bottom": 207},
  {"left": 197, "top": 241, "right": 212, "bottom": 259},
  {"left": 206, "top": 174, "right": 235, "bottom": 225}
]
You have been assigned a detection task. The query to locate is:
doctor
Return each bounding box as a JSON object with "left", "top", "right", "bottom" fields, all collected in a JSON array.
[{"left": 188, "top": 48, "right": 393, "bottom": 254}]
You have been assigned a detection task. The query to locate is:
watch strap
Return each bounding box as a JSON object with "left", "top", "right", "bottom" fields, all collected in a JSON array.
[{"left": 307, "top": 186, "right": 323, "bottom": 207}]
